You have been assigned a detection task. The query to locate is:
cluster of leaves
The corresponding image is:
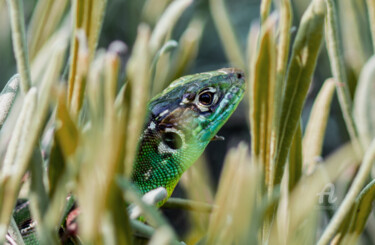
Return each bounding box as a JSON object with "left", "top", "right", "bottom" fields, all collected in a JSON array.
[{"left": 0, "top": 0, "right": 375, "bottom": 245}]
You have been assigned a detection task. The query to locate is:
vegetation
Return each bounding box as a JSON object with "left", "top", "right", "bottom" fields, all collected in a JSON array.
[{"left": 0, "top": 0, "right": 375, "bottom": 244}]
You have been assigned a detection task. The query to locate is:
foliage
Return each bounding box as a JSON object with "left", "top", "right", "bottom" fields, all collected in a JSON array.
[{"left": 0, "top": 0, "right": 375, "bottom": 244}]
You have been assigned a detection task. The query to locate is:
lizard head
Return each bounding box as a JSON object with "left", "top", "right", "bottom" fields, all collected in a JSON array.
[
  {"left": 150, "top": 67, "right": 245, "bottom": 146},
  {"left": 133, "top": 68, "right": 245, "bottom": 196}
]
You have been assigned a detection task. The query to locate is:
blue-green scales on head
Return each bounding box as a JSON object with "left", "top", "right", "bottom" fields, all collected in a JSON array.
[{"left": 131, "top": 68, "right": 245, "bottom": 202}]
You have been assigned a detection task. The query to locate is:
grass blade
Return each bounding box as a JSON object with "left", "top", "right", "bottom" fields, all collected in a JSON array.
[
  {"left": 124, "top": 24, "right": 151, "bottom": 175},
  {"left": 249, "top": 15, "right": 277, "bottom": 189},
  {"left": 0, "top": 75, "right": 19, "bottom": 129},
  {"left": 289, "top": 122, "right": 302, "bottom": 191},
  {"left": 303, "top": 78, "right": 336, "bottom": 173},
  {"left": 149, "top": 0, "right": 192, "bottom": 54},
  {"left": 274, "top": 0, "right": 325, "bottom": 186},
  {"left": 353, "top": 56, "right": 375, "bottom": 148},
  {"left": 28, "top": 0, "right": 69, "bottom": 60},
  {"left": 366, "top": 0, "right": 375, "bottom": 52},
  {"left": 6, "top": 0, "right": 31, "bottom": 93},
  {"left": 324, "top": 0, "right": 363, "bottom": 157}
]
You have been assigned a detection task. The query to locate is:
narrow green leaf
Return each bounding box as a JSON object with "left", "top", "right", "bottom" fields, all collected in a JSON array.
[
  {"left": 86, "top": 50, "right": 106, "bottom": 122},
  {"left": 0, "top": 75, "right": 20, "bottom": 129},
  {"left": 28, "top": 0, "right": 69, "bottom": 60},
  {"left": 124, "top": 24, "right": 151, "bottom": 176},
  {"left": 274, "top": 0, "right": 326, "bottom": 186},
  {"left": 106, "top": 185, "right": 134, "bottom": 245},
  {"left": 68, "top": 0, "right": 106, "bottom": 106},
  {"left": 353, "top": 56, "right": 375, "bottom": 148},
  {"left": 40, "top": 47, "right": 71, "bottom": 196},
  {"left": 260, "top": 0, "right": 272, "bottom": 23},
  {"left": 276, "top": 0, "right": 293, "bottom": 85},
  {"left": 303, "top": 79, "right": 336, "bottom": 172},
  {"left": 206, "top": 144, "right": 258, "bottom": 245},
  {"left": 366, "top": 0, "right": 375, "bottom": 52},
  {"left": 55, "top": 89, "right": 79, "bottom": 159},
  {"left": 246, "top": 22, "right": 260, "bottom": 72},
  {"left": 29, "top": 147, "right": 49, "bottom": 222},
  {"left": 48, "top": 135, "right": 66, "bottom": 199},
  {"left": 130, "top": 219, "right": 155, "bottom": 239},
  {"left": 289, "top": 122, "right": 302, "bottom": 191},
  {"left": 338, "top": 0, "right": 371, "bottom": 75},
  {"left": 29, "top": 146, "right": 58, "bottom": 244},
  {"left": 272, "top": 0, "right": 292, "bottom": 149},
  {"left": 325, "top": 0, "right": 363, "bottom": 157},
  {"left": 30, "top": 19, "right": 70, "bottom": 84},
  {"left": 349, "top": 179, "right": 375, "bottom": 235},
  {"left": 249, "top": 16, "right": 276, "bottom": 188},
  {"left": 150, "top": 39, "right": 178, "bottom": 94},
  {"left": 87, "top": 0, "right": 107, "bottom": 61},
  {"left": 149, "top": 0, "right": 192, "bottom": 54},
  {"left": 334, "top": 179, "right": 375, "bottom": 244},
  {"left": 6, "top": 0, "right": 31, "bottom": 93},
  {"left": 141, "top": 0, "right": 170, "bottom": 25}
]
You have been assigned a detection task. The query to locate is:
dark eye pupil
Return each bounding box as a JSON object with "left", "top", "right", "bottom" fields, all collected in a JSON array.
[
  {"left": 199, "top": 92, "right": 213, "bottom": 105},
  {"left": 162, "top": 132, "right": 182, "bottom": 150}
]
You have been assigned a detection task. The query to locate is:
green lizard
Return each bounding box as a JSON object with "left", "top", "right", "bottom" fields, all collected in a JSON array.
[
  {"left": 131, "top": 67, "right": 245, "bottom": 202},
  {"left": 10, "top": 68, "right": 245, "bottom": 243}
]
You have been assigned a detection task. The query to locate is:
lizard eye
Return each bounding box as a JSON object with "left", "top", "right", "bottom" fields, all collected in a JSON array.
[
  {"left": 162, "top": 132, "right": 183, "bottom": 150},
  {"left": 198, "top": 92, "right": 214, "bottom": 105},
  {"left": 198, "top": 87, "right": 217, "bottom": 107}
]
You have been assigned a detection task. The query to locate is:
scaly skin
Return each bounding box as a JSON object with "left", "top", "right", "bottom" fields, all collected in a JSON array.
[{"left": 131, "top": 68, "right": 245, "bottom": 201}]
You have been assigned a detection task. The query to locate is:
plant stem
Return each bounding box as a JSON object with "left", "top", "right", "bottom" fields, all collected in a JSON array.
[
  {"left": 324, "top": 0, "right": 363, "bottom": 156},
  {"left": 6, "top": 0, "right": 32, "bottom": 93},
  {"left": 366, "top": 0, "right": 375, "bottom": 52}
]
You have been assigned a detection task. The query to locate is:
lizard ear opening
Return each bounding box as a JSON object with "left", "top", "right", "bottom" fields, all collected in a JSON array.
[{"left": 162, "top": 131, "right": 183, "bottom": 150}]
